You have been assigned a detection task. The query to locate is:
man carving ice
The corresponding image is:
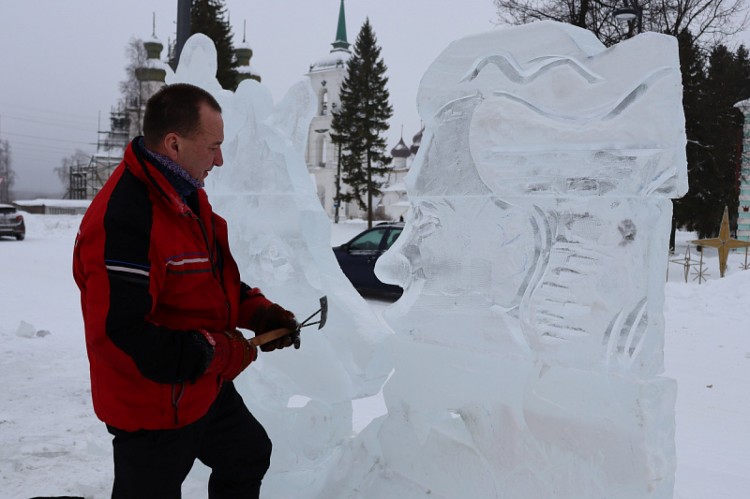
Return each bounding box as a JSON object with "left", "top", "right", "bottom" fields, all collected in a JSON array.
[{"left": 73, "top": 83, "right": 298, "bottom": 498}]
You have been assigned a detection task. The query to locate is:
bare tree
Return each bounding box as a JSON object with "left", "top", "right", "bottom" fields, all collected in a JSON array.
[
  {"left": 0, "top": 140, "right": 14, "bottom": 203},
  {"left": 118, "top": 38, "right": 149, "bottom": 137},
  {"left": 494, "top": 0, "right": 749, "bottom": 46},
  {"left": 649, "top": 0, "right": 749, "bottom": 42},
  {"left": 119, "top": 37, "right": 148, "bottom": 110},
  {"left": 55, "top": 149, "right": 92, "bottom": 197},
  {"left": 494, "top": 0, "right": 621, "bottom": 45}
]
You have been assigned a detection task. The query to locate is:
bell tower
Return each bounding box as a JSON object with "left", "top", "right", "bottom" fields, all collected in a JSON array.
[{"left": 305, "top": 0, "right": 350, "bottom": 218}]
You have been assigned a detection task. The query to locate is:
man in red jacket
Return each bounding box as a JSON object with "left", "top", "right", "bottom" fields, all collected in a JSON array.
[{"left": 73, "top": 83, "right": 298, "bottom": 498}]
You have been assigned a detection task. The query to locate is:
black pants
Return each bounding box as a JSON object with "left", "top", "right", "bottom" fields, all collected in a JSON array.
[{"left": 107, "top": 382, "right": 271, "bottom": 499}]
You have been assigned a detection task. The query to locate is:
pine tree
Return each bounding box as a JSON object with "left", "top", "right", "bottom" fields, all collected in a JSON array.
[
  {"left": 737, "top": 45, "right": 750, "bottom": 97},
  {"left": 693, "top": 44, "right": 746, "bottom": 238},
  {"left": 331, "top": 19, "right": 393, "bottom": 228},
  {"left": 190, "top": 0, "right": 238, "bottom": 90},
  {"left": 673, "top": 30, "right": 708, "bottom": 244},
  {"left": 673, "top": 39, "right": 750, "bottom": 240}
]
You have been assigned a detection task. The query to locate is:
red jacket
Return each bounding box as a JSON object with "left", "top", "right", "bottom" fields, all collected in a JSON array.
[{"left": 73, "top": 140, "right": 271, "bottom": 431}]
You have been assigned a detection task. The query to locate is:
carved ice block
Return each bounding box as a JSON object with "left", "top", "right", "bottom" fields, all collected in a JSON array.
[{"left": 366, "top": 21, "right": 686, "bottom": 498}]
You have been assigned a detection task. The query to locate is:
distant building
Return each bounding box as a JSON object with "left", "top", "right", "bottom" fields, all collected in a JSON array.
[
  {"left": 304, "top": 0, "right": 351, "bottom": 221},
  {"left": 14, "top": 198, "right": 90, "bottom": 215},
  {"left": 304, "top": 0, "right": 419, "bottom": 222},
  {"left": 380, "top": 128, "right": 422, "bottom": 221},
  {"left": 77, "top": 19, "right": 260, "bottom": 200},
  {"left": 70, "top": 27, "right": 169, "bottom": 200},
  {"left": 735, "top": 99, "right": 750, "bottom": 240},
  {"left": 235, "top": 21, "right": 261, "bottom": 86},
  {"left": 88, "top": 5, "right": 419, "bottom": 218}
]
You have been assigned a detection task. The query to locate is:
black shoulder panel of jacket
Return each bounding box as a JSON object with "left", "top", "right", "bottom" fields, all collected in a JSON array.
[{"left": 104, "top": 168, "right": 212, "bottom": 384}]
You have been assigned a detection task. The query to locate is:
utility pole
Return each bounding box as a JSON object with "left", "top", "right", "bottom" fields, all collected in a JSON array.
[{"left": 0, "top": 115, "right": 9, "bottom": 203}]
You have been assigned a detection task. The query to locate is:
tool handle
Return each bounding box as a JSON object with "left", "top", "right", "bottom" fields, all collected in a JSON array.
[{"left": 249, "top": 327, "right": 297, "bottom": 347}]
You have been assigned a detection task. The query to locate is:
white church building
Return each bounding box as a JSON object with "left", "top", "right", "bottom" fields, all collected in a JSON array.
[
  {"left": 92, "top": 0, "right": 418, "bottom": 220},
  {"left": 304, "top": 0, "right": 420, "bottom": 222}
]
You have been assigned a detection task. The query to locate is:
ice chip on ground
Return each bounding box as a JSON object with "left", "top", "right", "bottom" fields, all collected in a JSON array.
[
  {"left": 321, "top": 21, "right": 685, "bottom": 498},
  {"left": 15, "top": 320, "right": 36, "bottom": 338}
]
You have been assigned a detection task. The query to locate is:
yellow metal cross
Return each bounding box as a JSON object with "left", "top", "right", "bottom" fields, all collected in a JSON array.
[{"left": 691, "top": 206, "right": 750, "bottom": 277}]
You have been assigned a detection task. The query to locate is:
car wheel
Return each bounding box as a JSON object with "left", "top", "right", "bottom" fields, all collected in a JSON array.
[{"left": 15, "top": 233, "right": 24, "bottom": 241}]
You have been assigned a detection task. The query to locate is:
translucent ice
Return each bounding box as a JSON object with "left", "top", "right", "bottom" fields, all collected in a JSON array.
[
  {"left": 172, "top": 23, "right": 686, "bottom": 497},
  {"left": 170, "top": 35, "right": 392, "bottom": 497},
  {"left": 322, "top": 21, "right": 685, "bottom": 498}
]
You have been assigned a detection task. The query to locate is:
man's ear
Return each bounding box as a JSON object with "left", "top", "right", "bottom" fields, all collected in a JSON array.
[{"left": 162, "top": 132, "right": 180, "bottom": 161}]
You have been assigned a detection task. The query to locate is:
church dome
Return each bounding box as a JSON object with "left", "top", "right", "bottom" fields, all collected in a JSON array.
[
  {"left": 310, "top": 0, "right": 351, "bottom": 73},
  {"left": 391, "top": 137, "right": 411, "bottom": 158},
  {"left": 410, "top": 126, "right": 424, "bottom": 155},
  {"left": 309, "top": 50, "right": 350, "bottom": 73}
]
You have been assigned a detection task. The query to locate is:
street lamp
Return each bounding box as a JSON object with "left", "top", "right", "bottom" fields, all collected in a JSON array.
[{"left": 613, "top": 0, "right": 643, "bottom": 35}]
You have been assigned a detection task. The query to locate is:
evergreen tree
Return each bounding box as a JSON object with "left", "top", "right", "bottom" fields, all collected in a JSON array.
[
  {"left": 190, "top": 0, "right": 238, "bottom": 90},
  {"left": 331, "top": 19, "right": 393, "bottom": 228},
  {"left": 671, "top": 37, "right": 750, "bottom": 241},
  {"left": 691, "top": 44, "right": 746, "bottom": 237},
  {"left": 673, "top": 30, "right": 708, "bottom": 244},
  {"left": 736, "top": 45, "right": 750, "bottom": 98}
]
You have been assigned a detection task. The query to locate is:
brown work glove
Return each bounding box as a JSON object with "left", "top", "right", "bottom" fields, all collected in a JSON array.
[
  {"left": 251, "top": 303, "right": 299, "bottom": 352},
  {"left": 201, "top": 329, "right": 257, "bottom": 380}
]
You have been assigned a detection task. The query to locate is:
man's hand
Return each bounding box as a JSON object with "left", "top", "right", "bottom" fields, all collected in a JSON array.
[
  {"left": 202, "top": 329, "right": 257, "bottom": 380},
  {"left": 252, "top": 304, "right": 299, "bottom": 352}
]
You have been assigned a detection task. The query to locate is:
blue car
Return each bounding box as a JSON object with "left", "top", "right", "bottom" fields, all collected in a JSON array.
[{"left": 333, "top": 222, "right": 404, "bottom": 298}]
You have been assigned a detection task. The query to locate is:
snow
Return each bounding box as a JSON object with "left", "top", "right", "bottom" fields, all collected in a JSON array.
[
  {"left": 309, "top": 50, "right": 351, "bottom": 72},
  {"left": 0, "top": 215, "right": 748, "bottom": 498}
]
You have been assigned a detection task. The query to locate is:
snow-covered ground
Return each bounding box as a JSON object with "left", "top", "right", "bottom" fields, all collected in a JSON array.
[{"left": 0, "top": 213, "right": 747, "bottom": 498}]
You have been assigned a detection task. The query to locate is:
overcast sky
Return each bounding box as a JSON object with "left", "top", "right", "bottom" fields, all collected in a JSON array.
[
  {"left": 1, "top": 1, "right": 748, "bottom": 196},
  {"left": 0, "top": 0, "right": 498, "bottom": 196}
]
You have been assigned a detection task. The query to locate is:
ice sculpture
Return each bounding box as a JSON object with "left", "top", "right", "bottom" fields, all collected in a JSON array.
[
  {"left": 320, "top": 21, "right": 686, "bottom": 498},
  {"left": 168, "top": 35, "right": 392, "bottom": 497}
]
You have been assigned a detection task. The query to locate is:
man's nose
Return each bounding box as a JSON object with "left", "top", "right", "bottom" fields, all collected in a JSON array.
[{"left": 214, "top": 147, "right": 224, "bottom": 167}]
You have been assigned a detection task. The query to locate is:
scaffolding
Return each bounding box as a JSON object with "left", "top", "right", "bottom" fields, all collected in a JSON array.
[
  {"left": 66, "top": 156, "right": 118, "bottom": 200},
  {"left": 65, "top": 107, "right": 131, "bottom": 200}
]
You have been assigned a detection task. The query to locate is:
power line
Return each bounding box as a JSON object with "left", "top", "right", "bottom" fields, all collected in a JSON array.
[
  {"left": 0, "top": 101, "right": 99, "bottom": 123},
  {"left": 1, "top": 114, "right": 95, "bottom": 133},
  {"left": 1, "top": 130, "right": 93, "bottom": 146},
  {"left": 9, "top": 141, "right": 90, "bottom": 154}
]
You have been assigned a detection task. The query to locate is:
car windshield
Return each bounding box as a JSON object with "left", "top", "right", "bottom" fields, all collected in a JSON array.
[
  {"left": 0, "top": 207, "right": 15, "bottom": 214},
  {"left": 349, "top": 228, "right": 387, "bottom": 251}
]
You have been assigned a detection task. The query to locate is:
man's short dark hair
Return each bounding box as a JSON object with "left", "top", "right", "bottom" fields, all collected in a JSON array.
[{"left": 143, "top": 83, "right": 222, "bottom": 148}]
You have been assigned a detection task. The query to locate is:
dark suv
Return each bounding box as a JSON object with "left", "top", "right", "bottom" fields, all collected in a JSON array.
[
  {"left": 0, "top": 204, "right": 25, "bottom": 240},
  {"left": 333, "top": 222, "right": 403, "bottom": 298}
]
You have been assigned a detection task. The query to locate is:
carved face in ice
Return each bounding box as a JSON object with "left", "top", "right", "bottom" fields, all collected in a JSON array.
[{"left": 376, "top": 196, "right": 539, "bottom": 311}]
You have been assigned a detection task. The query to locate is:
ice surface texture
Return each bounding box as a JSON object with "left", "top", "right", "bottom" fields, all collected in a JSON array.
[
  {"left": 172, "top": 21, "right": 686, "bottom": 497},
  {"left": 169, "top": 35, "right": 392, "bottom": 497},
  {"left": 332, "top": 22, "right": 684, "bottom": 498}
]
